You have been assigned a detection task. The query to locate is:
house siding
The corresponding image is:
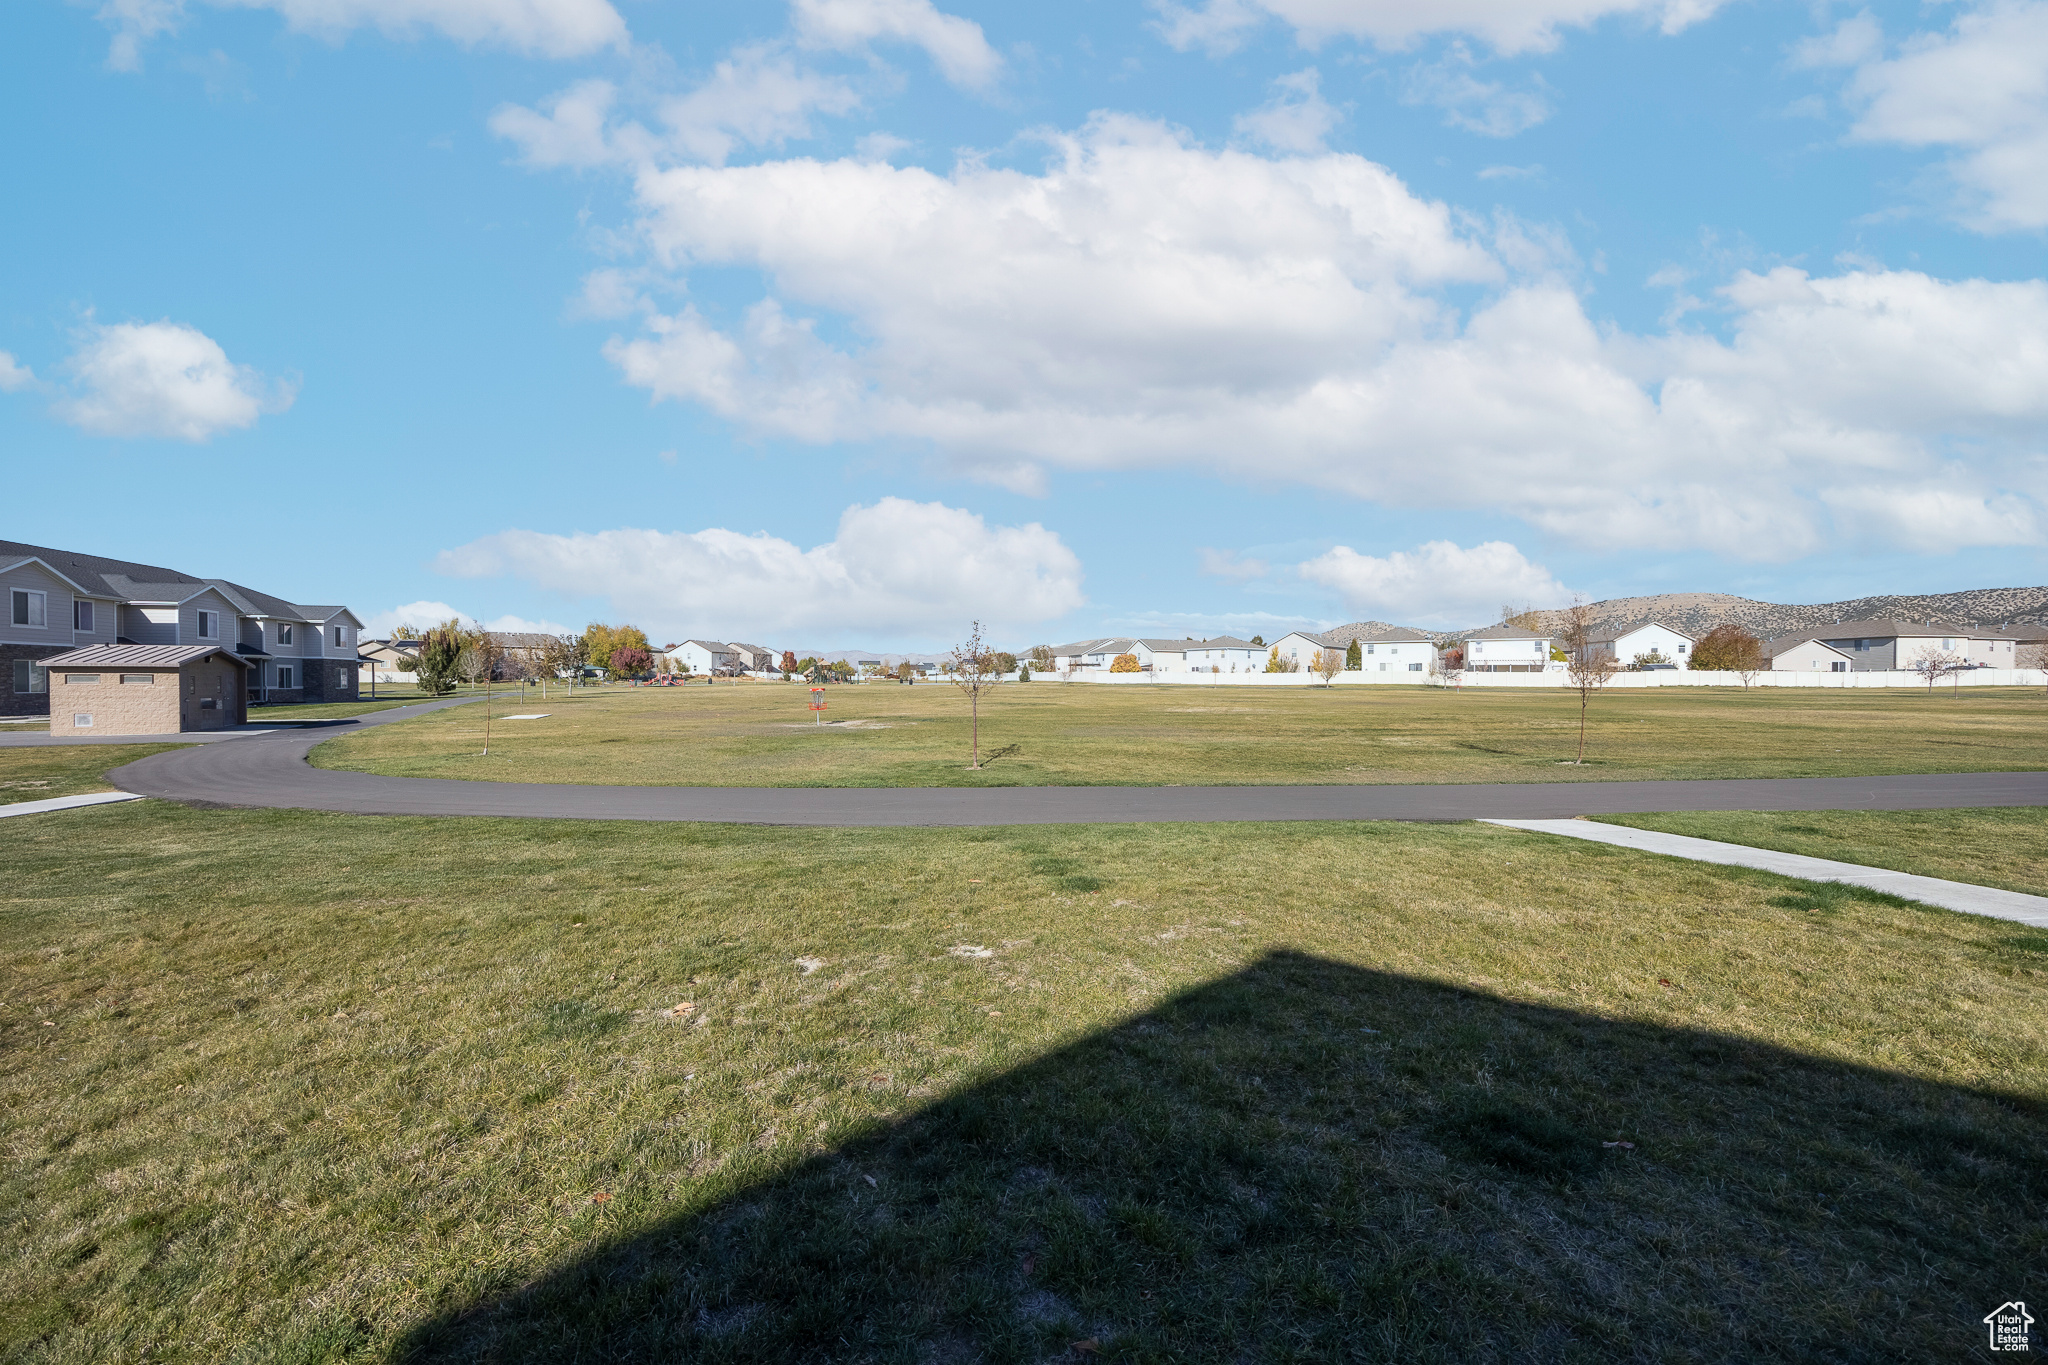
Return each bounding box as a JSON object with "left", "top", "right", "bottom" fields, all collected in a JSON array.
[
  {"left": 122, "top": 604, "right": 182, "bottom": 644},
  {"left": 3, "top": 562, "right": 73, "bottom": 648},
  {"left": 181, "top": 590, "right": 239, "bottom": 650}
]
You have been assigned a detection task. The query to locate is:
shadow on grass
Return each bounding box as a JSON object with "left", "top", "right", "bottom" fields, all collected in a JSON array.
[{"left": 391, "top": 951, "right": 2046, "bottom": 1363}]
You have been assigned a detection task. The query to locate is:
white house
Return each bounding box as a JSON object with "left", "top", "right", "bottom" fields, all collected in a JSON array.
[
  {"left": 1048, "top": 638, "right": 1137, "bottom": 672},
  {"left": 1049, "top": 635, "right": 1267, "bottom": 674},
  {"left": 665, "top": 640, "right": 736, "bottom": 674},
  {"left": 1594, "top": 621, "right": 1695, "bottom": 669},
  {"left": 1272, "top": 626, "right": 1436, "bottom": 674},
  {"left": 1461, "top": 624, "right": 1558, "bottom": 672},
  {"left": 1769, "top": 638, "right": 1854, "bottom": 672},
  {"left": 1167, "top": 636, "right": 1265, "bottom": 673}
]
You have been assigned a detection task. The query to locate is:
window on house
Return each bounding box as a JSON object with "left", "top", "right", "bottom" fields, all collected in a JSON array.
[
  {"left": 119, "top": 674, "right": 154, "bottom": 685},
  {"left": 12, "top": 589, "right": 46, "bottom": 628},
  {"left": 197, "top": 610, "right": 216, "bottom": 638},
  {"left": 335, "top": 667, "right": 347, "bottom": 689},
  {"left": 73, "top": 600, "right": 94, "bottom": 632},
  {"left": 333, "top": 626, "right": 343, "bottom": 646},
  {"left": 1942, "top": 637, "right": 1954, "bottom": 649},
  {"left": 1855, "top": 639, "right": 1869, "bottom": 651},
  {"left": 65, "top": 674, "right": 100, "bottom": 684},
  {"left": 12, "top": 660, "right": 47, "bottom": 694},
  {"left": 1409, "top": 662, "right": 1424, "bottom": 671},
  {"left": 278, "top": 665, "right": 295, "bottom": 689},
  {"left": 1832, "top": 661, "right": 1847, "bottom": 672},
  {"left": 1676, "top": 643, "right": 1687, "bottom": 654},
  {"left": 277, "top": 624, "right": 293, "bottom": 646}
]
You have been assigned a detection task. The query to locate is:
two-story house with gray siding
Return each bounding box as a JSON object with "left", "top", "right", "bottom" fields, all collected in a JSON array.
[{"left": 1, "top": 539, "right": 361, "bottom": 716}]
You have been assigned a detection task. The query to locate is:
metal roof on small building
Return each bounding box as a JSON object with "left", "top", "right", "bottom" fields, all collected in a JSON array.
[{"left": 40, "top": 643, "right": 250, "bottom": 669}]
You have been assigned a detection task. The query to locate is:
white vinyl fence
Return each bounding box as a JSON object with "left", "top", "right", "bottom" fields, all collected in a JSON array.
[{"left": 1051, "top": 668, "right": 2047, "bottom": 690}]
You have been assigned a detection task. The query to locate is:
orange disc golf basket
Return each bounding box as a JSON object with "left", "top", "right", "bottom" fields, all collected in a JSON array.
[{"left": 808, "top": 687, "right": 827, "bottom": 726}]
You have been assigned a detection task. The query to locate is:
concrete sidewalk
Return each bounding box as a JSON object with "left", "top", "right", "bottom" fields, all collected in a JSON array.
[
  {"left": 0, "top": 791, "right": 149, "bottom": 819},
  {"left": 1484, "top": 818, "right": 2048, "bottom": 928}
]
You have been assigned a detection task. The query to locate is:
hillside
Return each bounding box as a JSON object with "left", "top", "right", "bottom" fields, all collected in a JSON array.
[{"left": 1486, "top": 587, "right": 2048, "bottom": 642}]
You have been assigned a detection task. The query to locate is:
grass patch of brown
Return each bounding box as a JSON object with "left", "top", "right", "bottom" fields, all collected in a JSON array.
[
  {"left": 0, "top": 744, "right": 189, "bottom": 803},
  {"left": 311, "top": 680, "right": 2048, "bottom": 788},
  {"left": 1, "top": 803, "right": 2043, "bottom": 1361}
]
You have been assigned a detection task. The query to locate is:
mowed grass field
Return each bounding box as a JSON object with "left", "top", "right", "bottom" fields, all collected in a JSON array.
[
  {"left": 0, "top": 744, "right": 189, "bottom": 802},
  {"left": 1603, "top": 806, "right": 2048, "bottom": 898},
  {"left": 3, "top": 793, "right": 2045, "bottom": 1362},
  {"left": 312, "top": 679, "right": 2048, "bottom": 787}
]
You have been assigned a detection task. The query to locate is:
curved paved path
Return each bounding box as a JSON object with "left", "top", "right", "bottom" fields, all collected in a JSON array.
[{"left": 100, "top": 694, "right": 2048, "bottom": 825}]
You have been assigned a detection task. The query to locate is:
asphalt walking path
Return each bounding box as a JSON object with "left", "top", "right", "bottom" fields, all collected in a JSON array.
[
  {"left": 1486, "top": 818, "right": 2048, "bottom": 928},
  {"left": 88, "top": 693, "right": 2048, "bottom": 827}
]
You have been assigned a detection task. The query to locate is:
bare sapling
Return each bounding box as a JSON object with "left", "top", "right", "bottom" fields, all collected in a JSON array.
[
  {"left": 1312, "top": 647, "right": 1342, "bottom": 687},
  {"left": 1560, "top": 599, "right": 1618, "bottom": 764},
  {"left": 950, "top": 620, "right": 998, "bottom": 769},
  {"left": 1910, "top": 645, "right": 1964, "bottom": 696}
]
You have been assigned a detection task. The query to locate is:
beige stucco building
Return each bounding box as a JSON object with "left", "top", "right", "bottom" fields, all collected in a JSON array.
[{"left": 40, "top": 644, "right": 249, "bottom": 736}]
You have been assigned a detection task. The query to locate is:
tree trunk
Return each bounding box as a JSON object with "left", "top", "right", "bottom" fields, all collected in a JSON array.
[
  {"left": 1577, "top": 690, "right": 1588, "bottom": 764},
  {"left": 971, "top": 690, "right": 980, "bottom": 768}
]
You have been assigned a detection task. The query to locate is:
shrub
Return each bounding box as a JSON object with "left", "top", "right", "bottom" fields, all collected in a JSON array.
[
  {"left": 1110, "top": 653, "right": 1141, "bottom": 673},
  {"left": 1692, "top": 625, "right": 1765, "bottom": 672}
]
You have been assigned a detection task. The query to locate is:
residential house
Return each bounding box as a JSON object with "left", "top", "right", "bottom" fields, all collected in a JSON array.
[
  {"left": 727, "top": 642, "right": 776, "bottom": 672},
  {"left": 665, "top": 640, "right": 738, "bottom": 674},
  {"left": 1156, "top": 636, "right": 1265, "bottom": 673},
  {"left": 358, "top": 637, "right": 421, "bottom": 684},
  {"left": 1591, "top": 621, "right": 1695, "bottom": 669},
  {"left": 1462, "top": 624, "right": 1557, "bottom": 673},
  {"left": 3, "top": 538, "right": 360, "bottom": 714},
  {"left": 1271, "top": 626, "right": 1437, "bottom": 674},
  {"left": 1047, "top": 638, "right": 1137, "bottom": 671},
  {"left": 1768, "top": 638, "right": 1855, "bottom": 672},
  {"left": 485, "top": 631, "right": 562, "bottom": 680},
  {"left": 1763, "top": 619, "right": 2022, "bottom": 672}
]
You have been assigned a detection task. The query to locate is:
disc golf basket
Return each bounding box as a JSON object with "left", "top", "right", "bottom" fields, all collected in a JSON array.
[{"left": 808, "top": 687, "right": 827, "bottom": 725}]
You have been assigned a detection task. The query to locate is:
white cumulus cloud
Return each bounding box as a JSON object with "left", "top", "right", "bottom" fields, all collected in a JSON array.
[
  {"left": 1812, "top": 1, "right": 2048, "bottom": 232},
  {"left": 792, "top": 0, "right": 1003, "bottom": 89},
  {"left": 1299, "top": 540, "right": 1568, "bottom": 625},
  {"left": 359, "top": 601, "right": 576, "bottom": 638},
  {"left": 492, "top": 49, "right": 863, "bottom": 170},
  {"left": 432, "top": 497, "right": 1086, "bottom": 641},
  {"left": 1234, "top": 68, "right": 1343, "bottom": 152},
  {"left": 582, "top": 115, "right": 2048, "bottom": 554},
  {"left": 99, "top": 0, "right": 627, "bottom": 70},
  {"left": 0, "top": 352, "right": 34, "bottom": 393},
  {"left": 1152, "top": 0, "right": 1726, "bottom": 57},
  {"left": 55, "top": 320, "right": 293, "bottom": 442},
  {"left": 1402, "top": 44, "right": 1552, "bottom": 136}
]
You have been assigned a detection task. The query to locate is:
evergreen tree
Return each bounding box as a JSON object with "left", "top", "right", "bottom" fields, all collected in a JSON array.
[{"left": 1345, "top": 637, "right": 1362, "bottom": 670}]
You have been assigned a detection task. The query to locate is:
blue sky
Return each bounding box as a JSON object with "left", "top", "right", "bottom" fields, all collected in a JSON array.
[{"left": 5, "top": 0, "right": 2046, "bottom": 647}]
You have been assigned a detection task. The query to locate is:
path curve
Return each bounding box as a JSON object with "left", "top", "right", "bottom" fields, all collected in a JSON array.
[{"left": 106, "top": 696, "right": 2048, "bottom": 826}]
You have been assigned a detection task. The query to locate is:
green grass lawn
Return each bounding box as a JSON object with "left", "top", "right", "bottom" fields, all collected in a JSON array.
[
  {"left": 312, "top": 679, "right": 2048, "bottom": 787},
  {"left": 251, "top": 689, "right": 451, "bottom": 721},
  {"left": 3, "top": 800, "right": 2043, "bottom": 1362},
  {"left": 0, "top": 744, "right": 188, "bottom": 803},
  {"left": 1599, "top": 806, "right": 2048, "bottom": 897}
]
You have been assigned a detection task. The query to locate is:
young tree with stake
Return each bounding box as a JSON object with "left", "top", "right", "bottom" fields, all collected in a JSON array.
[{"left": 1312, "top": 648, "right": 1343, "bottom": 686}]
